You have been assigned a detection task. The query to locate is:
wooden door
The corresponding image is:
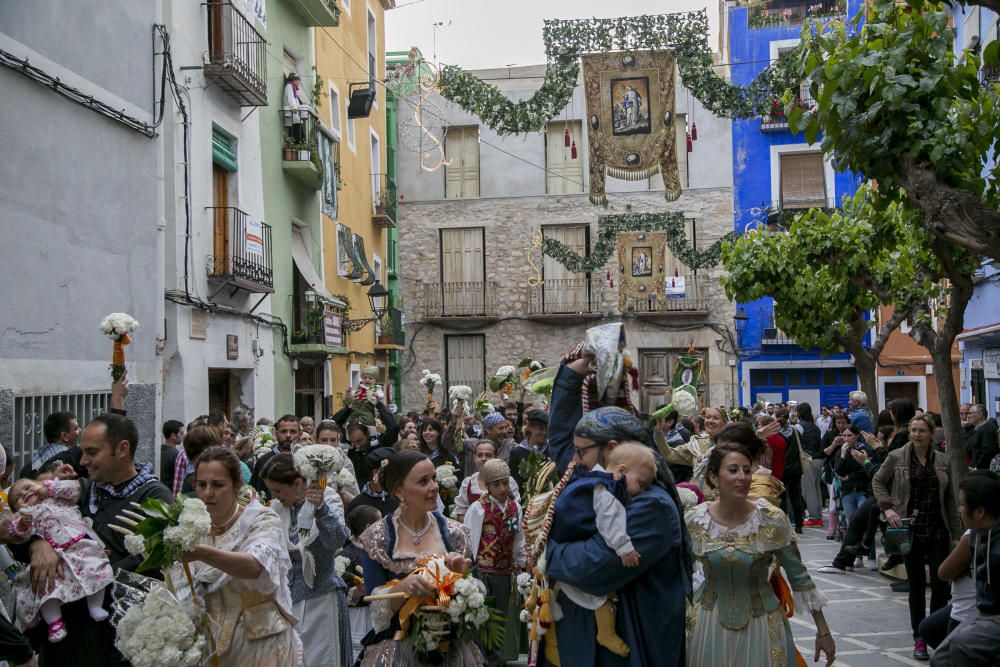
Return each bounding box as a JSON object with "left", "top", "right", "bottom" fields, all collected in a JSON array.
[
  {"left": 545, "top": 122, "right": 584, "bottom": 194},
  {"left": 440, "top": 228, "right": 484, "bottom": 315},
  {"left": 639, "top": 350, "right": 672, "bottom": 415},
  {"left": 445, "top": 127, "right": 480, "bottom": 199},
  {"left": 446, "top": 335, "right": 485, "bottom": 394},
  {"left": 542, "top": 225, "right": 588, "bottom": 312},
  {"left": 213, "top": 164, "right": 229, "bottom": 274}
]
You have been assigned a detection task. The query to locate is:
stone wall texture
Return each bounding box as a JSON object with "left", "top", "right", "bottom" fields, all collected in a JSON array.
[{"left": 397, "top": 188, "right": 739, "bottom": 413}]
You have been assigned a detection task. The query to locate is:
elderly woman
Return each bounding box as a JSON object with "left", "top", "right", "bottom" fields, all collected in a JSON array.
[
  {"left": 541, "top": 348, "right": 691, "bottom": 667},
  {"left": 181, "top": 447, "right": 301, "bottom": 666},
  {"left": 356, "top": 450, "right": 485, "bottom": 666},
  {"left": 261, "top": 453, "right": 351, "bottom": 667},
  {"left": 872, "top": 413, "right": 963, "bottom": 661}
]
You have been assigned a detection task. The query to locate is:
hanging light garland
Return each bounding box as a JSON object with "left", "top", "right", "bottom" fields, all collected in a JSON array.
[{"left": 437, "top": 10, "right": 806, "bottom": 136}]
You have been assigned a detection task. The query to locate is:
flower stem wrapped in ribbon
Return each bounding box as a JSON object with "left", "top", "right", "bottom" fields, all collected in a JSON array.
[{"left": 100, "top": 312, "right": 139, "bottom": 382}]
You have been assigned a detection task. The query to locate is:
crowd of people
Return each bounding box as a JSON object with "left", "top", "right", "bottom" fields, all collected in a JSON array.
[{"left": 0, "top": 351, "right": 996, "bottom": 666}]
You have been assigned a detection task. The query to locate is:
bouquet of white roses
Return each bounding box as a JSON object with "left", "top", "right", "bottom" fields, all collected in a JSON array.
[
  {"left": 115, "top": 585, "right": 206, "bottom": 667},
  {"left": 99, "top": 312, "right": 139, "bottom": 382}
]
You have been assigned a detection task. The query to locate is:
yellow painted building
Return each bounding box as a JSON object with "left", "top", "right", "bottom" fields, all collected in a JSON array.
[{"left": 314, "top": 0, "right": 401, "bottom": 409}]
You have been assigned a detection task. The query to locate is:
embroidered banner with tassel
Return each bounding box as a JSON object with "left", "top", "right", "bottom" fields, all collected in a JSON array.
[{"left": 582, "top": 50, "right": 680, "bottom": 205}]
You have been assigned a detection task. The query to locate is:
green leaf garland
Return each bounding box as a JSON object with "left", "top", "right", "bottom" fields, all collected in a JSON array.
[
  {"left": 540, "top": 212, "right": 737, "bottom": 274},
  {"left": 437, "top": 10, "right": 806, "bottom": 136}
]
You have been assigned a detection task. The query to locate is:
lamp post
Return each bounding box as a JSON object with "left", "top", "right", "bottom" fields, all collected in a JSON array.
[{"left": 344, "top": 280, "right": 390, "bottom": 332}]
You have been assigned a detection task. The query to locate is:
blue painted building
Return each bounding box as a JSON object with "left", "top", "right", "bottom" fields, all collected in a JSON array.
[
  {"left": 723, "top": 0, "right": 867, "bottom": 408},
  {"left": 953, "top": 4, "right": 1000, "bottom": 418}
]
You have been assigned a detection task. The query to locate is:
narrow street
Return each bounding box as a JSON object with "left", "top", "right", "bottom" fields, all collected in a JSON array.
[{"left": 794, "top": 526, "right": 926, "bottom": 667}]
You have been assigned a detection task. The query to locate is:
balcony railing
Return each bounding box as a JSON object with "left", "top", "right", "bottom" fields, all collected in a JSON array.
[
  {"left": 528, "top": 277, "right": 601, "bottom": 316},
  {"left": 761, "top": 309, "right": 796, "bottom": 345},
  {"left": 376, "top": 307, "right": 406, "bottom": 348},
  {"left": 289, "top": 0, "right": 340, "bottom": 26},
  {"left": 760, "top": 95, "right": 816, "bottom": 131},
  {"left": 204, "top": 1, "right": 267, "bottom": 106},
  {"left": 424, "top": 282, "right": 498, "bottom": 318},
  {"left": 206, "top": 207, "right": 273, "bottom": 293},
  {"left": 282, "top": 108, "right": 323, "bottom": 189},
  {"left": 372, "top": 173, "right": 397, "bottom": 228},
  {"left": 623, "top": 275, "right": 709, "bottom": 314},
  {"left": 748, "top": 0, "right": 846, "bottom": 28}
]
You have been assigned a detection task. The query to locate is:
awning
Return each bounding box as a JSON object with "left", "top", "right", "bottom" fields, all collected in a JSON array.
[
  {"left": 291, "top": 230, "right": 347, "bottom": 309},
  {"left": 957, "top": 322, "right": 1000, "bottom": 341}
]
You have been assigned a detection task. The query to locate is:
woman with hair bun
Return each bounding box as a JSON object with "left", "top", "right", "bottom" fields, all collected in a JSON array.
[{"left": 355, "top": 451, "right": 485, "bottom": 666}]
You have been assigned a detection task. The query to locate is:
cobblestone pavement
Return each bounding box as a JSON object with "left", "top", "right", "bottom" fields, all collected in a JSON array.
[{"left": 794, "top": 524, "right": 927, "bottom": 667}]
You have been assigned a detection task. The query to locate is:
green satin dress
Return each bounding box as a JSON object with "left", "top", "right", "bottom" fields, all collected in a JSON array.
[{"left": 685, "top": 498, "right": 827, "bottom": 667}]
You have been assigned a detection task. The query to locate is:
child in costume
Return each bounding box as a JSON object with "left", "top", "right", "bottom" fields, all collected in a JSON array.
[
  {"left": 8, "top": 477, "right": 114, "bottom": 642},
  {"left": 547, "top": 442, "right": 659, "bottom": 658},
  {"left": 348, "top": 365, "right": 384, "bottom": 433},
  {"left": 464, "top": 459, "right": 525, "bottom": 667}
]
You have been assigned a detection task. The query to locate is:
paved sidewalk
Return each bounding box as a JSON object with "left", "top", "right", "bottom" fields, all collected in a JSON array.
[{"left": 794, "top": 524, "right": 927, "bottom": 667}]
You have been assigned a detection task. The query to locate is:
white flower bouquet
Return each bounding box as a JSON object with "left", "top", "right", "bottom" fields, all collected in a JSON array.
[
  {"left": 112, "top": 496, "right": 212, "bottom": 574},
  {"left": 249, "top": 425, "right": 275, "bottom": 460},
  {"left": 400, "top": 557, "right": 503, "bottom": 662},
  {"left": 448, "top": 384, "right": 473, "bottom": 413},
  {"left": 293, "top": 444, "right": 347, "bottom": 485},
  {"left": 420, "top": 369, "right": 443, "bottom": 402},
  {"left": 435, "top": 463, "right": 458, "bottom": 505},
  {"left": 99, "top": 312, "right": 139, "bottom": 381},
  {"left": 115, "top": 585, "right": 206, "bottom": 667},
  {"left": 489, "top": 364, "right": 519, "bottom": 394},
  {"left": 515, "top": 571, "right": 533, "bottom": 597}
]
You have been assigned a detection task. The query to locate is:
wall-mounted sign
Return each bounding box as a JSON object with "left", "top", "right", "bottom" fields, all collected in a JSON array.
[
  {"left": 324, "top": 310, "right": 343, "bottom": 348},
  {"left": 985, "top": 347, "right": 1000, "bottom": 380},
  {"left": 245, "top": 217, "right": 264, "bottom": 260},
  {"left": 227, "top": 334, "right": 239, "bottom": 360}
]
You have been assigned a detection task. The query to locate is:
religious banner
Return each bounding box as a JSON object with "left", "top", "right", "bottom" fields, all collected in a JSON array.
[
  {"left": 616, "top": 231, "right": 666, "bottom": 312},
  {"left": 582, "top": 50, "right": 681, "bottom": 205},
  {"left": 672, "top": 353, "right": 702, "bottom": 399}
]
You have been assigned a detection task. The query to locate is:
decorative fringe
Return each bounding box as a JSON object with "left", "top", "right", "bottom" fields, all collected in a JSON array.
[
  {"left": 664, "top": 189, "right": 681, "bottom": 202},
  {"left": 605, "top": 164, "right": 660, "bottom": 181},
  {"left": 589, "top": 192, "right": 608, "bottom": 206}
]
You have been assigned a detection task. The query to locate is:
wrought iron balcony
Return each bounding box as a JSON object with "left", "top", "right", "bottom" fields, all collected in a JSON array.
[
  {"left": 760, "top": 94, "right": 816, "bottom": 132},
  {"left": 527, "top": 277, "right": 603, "bottom": 317},
  {"left": 289, "top": 0, "right": 340, "bottom": 26},
  {"left": 206, "top": 207, "right": 274, "bottom": 296},
  {"left": 747, "top": 0, "right": 846, "bottom": 28},
  {"left": 375, "top": 307, "right": 405, "bottom": 350},
  {"left": 204, "top": 1, "right": 268, "bottom": 106},
  {"left": 282, "top": 108, "right": 323, "bottom": 190},
  {"left": 761, "top": 309, "right": 796, "bottom": 345},
  {"left": 623, "top": 275, "right": 709, "bottom": 315},
  {"left": 423, "top": 282, "right": 498, "bottom": 319},
  {"left": 372, "top": 173, "right": 397, "bottom": 228}
]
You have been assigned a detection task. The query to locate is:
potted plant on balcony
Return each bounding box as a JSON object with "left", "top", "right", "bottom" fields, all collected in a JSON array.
[
  {"left": 375, "top": 187, "right": 391, "bottom": 216},
  {"left": 296, "top": 142, "right": 311, "bottom": 162},
  {"left": 284, "top": 145, "right": 297, "bottom": 161}
]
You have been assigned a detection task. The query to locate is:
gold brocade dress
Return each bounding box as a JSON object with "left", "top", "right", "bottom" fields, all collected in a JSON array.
[
  {"left": 177, "top": 501, "right": 303, "bottom": 667},
  {"left": 685, "top": 498, "right": 827, "bottom": 667}
]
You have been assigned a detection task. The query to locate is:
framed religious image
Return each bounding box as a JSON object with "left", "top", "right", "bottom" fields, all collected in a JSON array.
[
  {"left": 611, "top": 76, "right": 651, "bottom": 136},
  {"left": 631, "top": 246, "right": 653, "bottom": 277},
  {"left": 226, "top": 334, "right": 239, "bottom": 360}
]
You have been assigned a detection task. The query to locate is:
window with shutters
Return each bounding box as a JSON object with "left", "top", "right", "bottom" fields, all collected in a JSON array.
[
  {"left": 545, "top": 122, "right": 584, "bottom": 194},
  {"left": 445, "top": 126, "right": 480, "bottom": 199},
  {"left": 439, "top": 228, "right": 485, "bottom": 315},
  {"left": 445, "top": 334, "right": 486, "bottom": 395},
  {"left": 541, "top": 225, "right": 590, "bottom": 312},
  {"left": 779, "top": 152, "right": 826, "bottom": 209}
]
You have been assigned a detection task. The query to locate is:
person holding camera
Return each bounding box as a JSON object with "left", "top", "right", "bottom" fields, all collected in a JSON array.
[{"left": 872, "top": 413, "right": 963, "bottom": 661}]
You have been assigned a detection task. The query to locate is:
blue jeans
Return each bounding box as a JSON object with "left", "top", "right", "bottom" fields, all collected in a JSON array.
[{"left": 841, "top": 490, "right": 867, "bottom": 525}]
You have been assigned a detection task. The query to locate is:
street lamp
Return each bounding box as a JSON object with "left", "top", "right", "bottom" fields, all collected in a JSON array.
[
  {"left": 345, "top": 280, "right": 390, "bottom": 332},
  {"left": 733, "top": 307, "right": 749, "bottom": 353}
]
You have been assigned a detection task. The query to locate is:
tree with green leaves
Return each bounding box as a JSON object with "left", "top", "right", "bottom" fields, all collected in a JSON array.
[
  {"left": 788, "top": 0, "right": 1000, "bottom": 260},
  {"left": 722, "top": 185, "right": 935, "bottom": 407}
]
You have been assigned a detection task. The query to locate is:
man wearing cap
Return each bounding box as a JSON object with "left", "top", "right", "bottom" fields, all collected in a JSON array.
[{"left": 509, "top": 408, "right": 549, "bottom": 493}]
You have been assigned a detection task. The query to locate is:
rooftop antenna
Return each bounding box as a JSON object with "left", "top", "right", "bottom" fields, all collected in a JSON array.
[{"left": 432, "top": 20, "right": 451, "bottom": 66}]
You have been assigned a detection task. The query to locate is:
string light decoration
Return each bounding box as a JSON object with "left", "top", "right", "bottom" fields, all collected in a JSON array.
[{"left": 391, "top": 56, "right": 453, "bottom": 173}]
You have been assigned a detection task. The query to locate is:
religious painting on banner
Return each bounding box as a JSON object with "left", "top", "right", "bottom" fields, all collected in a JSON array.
[
  {"left": 617, "top": 232, "right": 665, "bottom": 312},
  {"left": 582, "top": 50, "right": 681, "bottom": 205},
  {"left": 672, "top": 354, "right": 702, "bottom": 400}
]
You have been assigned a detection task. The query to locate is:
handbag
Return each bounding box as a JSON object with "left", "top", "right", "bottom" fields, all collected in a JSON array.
[{"left": 881, "top": 518, "right": 913, "bottom": 556}]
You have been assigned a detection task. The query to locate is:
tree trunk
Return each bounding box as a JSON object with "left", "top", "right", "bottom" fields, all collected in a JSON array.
[
  {"left": 841, "top": 337, "right": 879, "bottom": 409},
  {"left": 929, "top": 340, "right": 966, "bottom": 488}
]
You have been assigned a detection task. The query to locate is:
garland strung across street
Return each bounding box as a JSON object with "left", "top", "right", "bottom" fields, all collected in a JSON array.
[
  {"left": 539, "top": 212, "right": 737, "bottom": 274},
  {"left": 438, "top": 10, "right": 805, "bottom": 136}
]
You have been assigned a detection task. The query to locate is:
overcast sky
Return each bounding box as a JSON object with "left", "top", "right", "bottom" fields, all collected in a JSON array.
[{"left": 385, "top": 0, "right": 720, "bottom": 70}]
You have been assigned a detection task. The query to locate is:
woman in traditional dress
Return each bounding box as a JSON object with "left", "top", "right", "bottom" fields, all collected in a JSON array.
[
  {"left": 181, "top": 447, "right": 302, "bottom": 667},
  {"left": 686, "top": 441, "right": 836, "bottom": 667},
  {"left": 260, "top": 453, "right": 351, "bottom": 667},
  {"left": 357, "top": 450, "right": 485, "bottom": 666}
]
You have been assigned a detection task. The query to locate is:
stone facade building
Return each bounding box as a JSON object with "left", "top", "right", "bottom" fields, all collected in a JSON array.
[{"left": 396, "top": 65, "right": 737, "bottom": 413}]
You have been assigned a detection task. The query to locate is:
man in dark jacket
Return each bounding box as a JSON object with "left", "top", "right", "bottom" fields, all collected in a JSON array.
[
  {"left": 796, "top": 402, "right": 826, "bottom": 526},
  {"left": 968, "top": 405, "right": 999, "bottom": 470}
]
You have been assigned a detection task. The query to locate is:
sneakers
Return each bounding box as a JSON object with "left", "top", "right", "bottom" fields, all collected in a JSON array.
[
  {"left": 817, "top": 564, "right": 849, "bottom": 574},
  {"left": 869, "top": 558, "right": 880, "bottom": 571},
  {"left": 854, "top": 556, "right": 865, "bottom": 569},
  {"left": 825, "top": 534, "right": 836, "bottom": 540},
  {"left": 913, "top": 639, "right": 929, "bottom": 661},
  {"left": 803, "top": 518, "right": 823, "bottom": 527}
]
